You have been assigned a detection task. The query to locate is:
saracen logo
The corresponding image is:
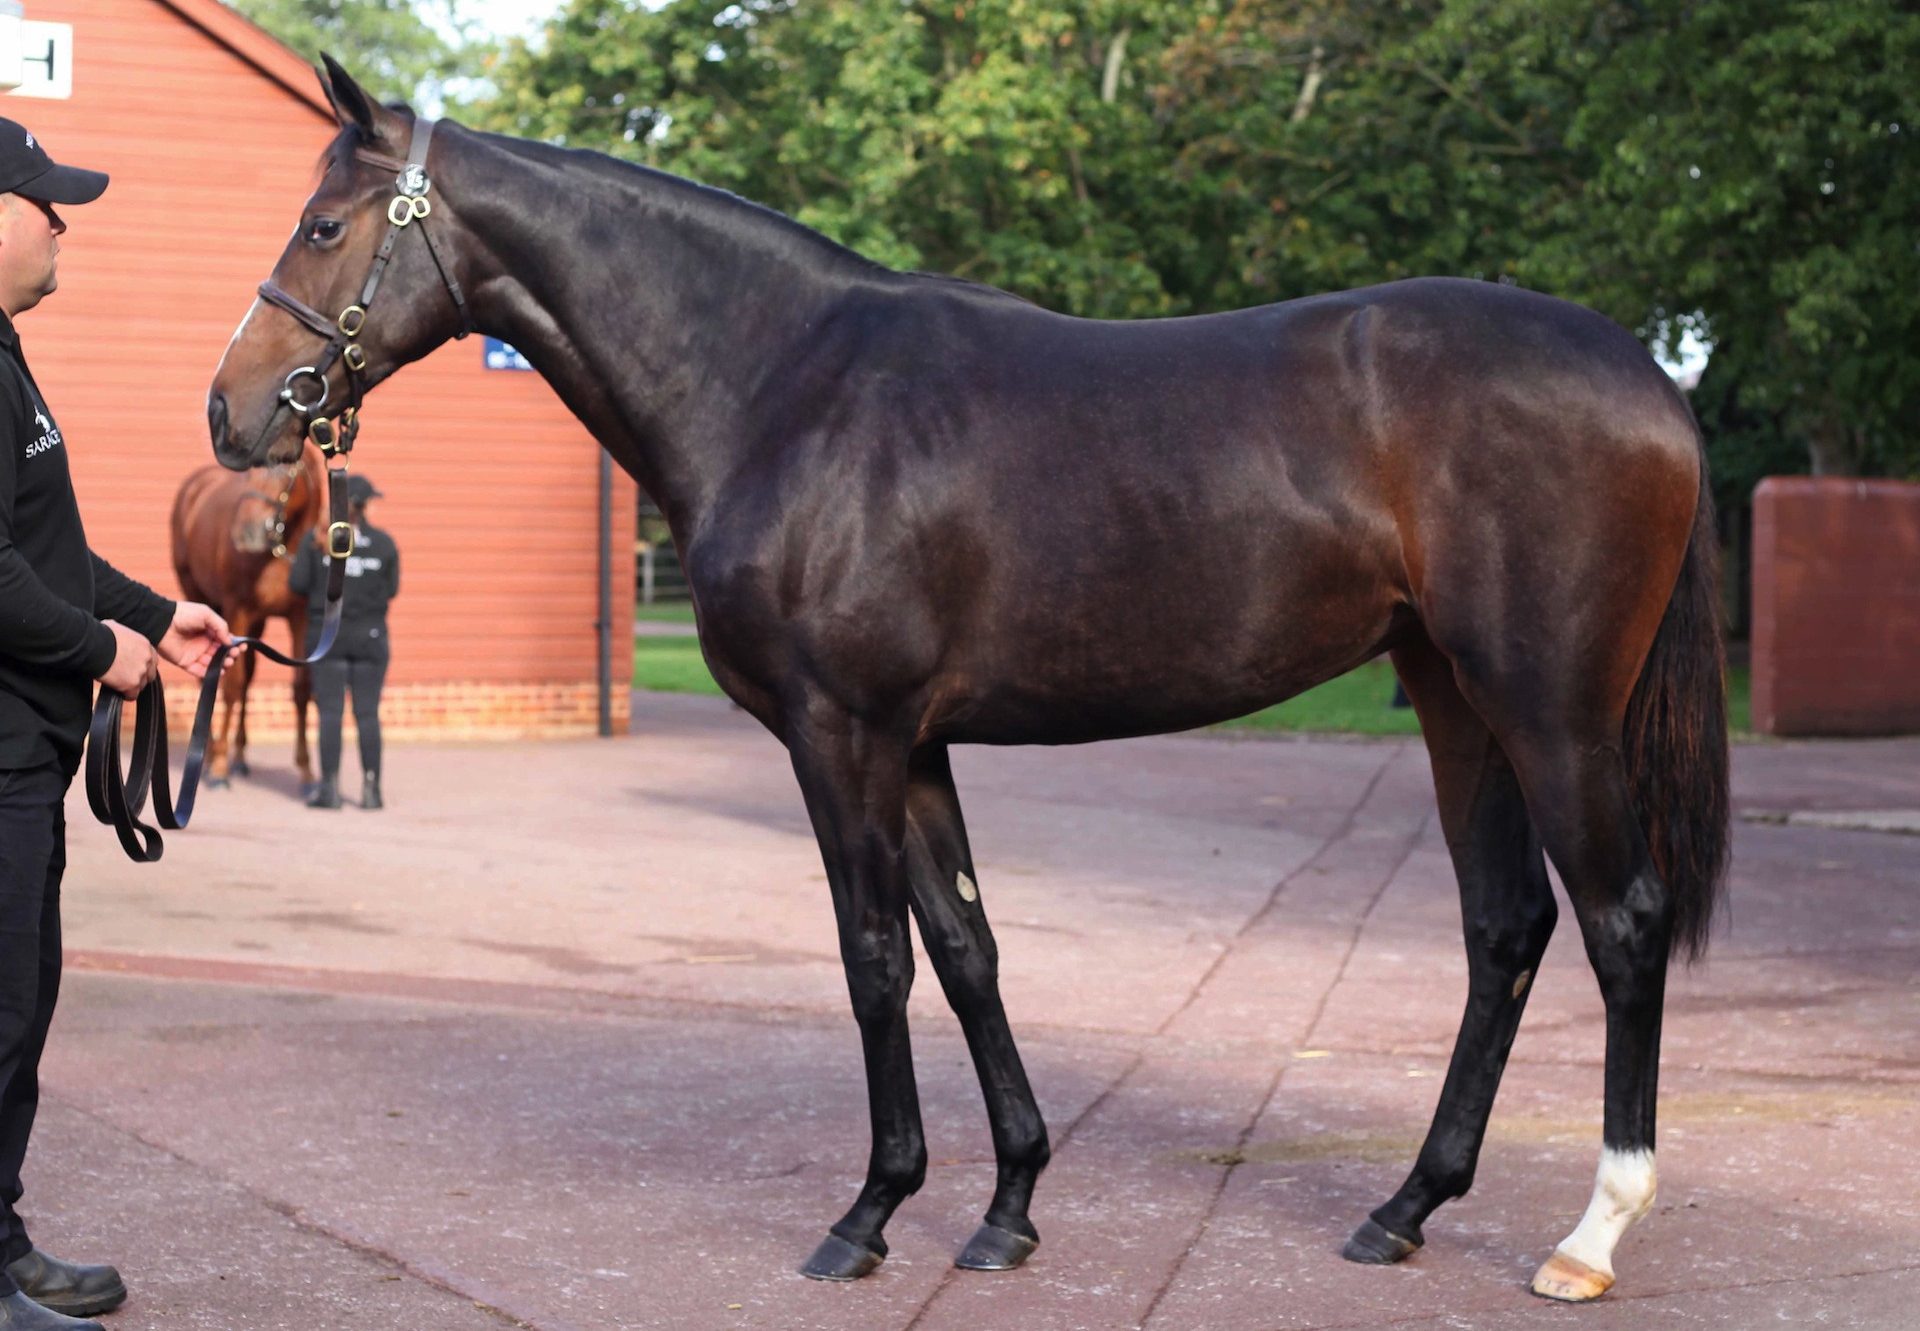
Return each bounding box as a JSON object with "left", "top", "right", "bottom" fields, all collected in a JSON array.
[{"left": 23, "top": 407, "right": 62, "bottom": 458}]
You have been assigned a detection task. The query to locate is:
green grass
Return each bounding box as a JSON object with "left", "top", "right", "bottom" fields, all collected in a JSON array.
[
  {"left": 634, "top": 601, "right": 697, "bottom": 624},
  {"left": 1727, "top": 665, "right": 1752, "bottom": 736},
  {"left": 634, "top": 633, "right": 1754, "bottom": 738},
  {"left": 632, "top": 633, "right": 718, "bottom": 693},
  {"left": 1214, "top": 660, "right": 1423, "bottom": 736}
]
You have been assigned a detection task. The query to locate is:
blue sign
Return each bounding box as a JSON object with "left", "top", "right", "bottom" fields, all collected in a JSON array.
[{"left": 483, "top": 337, "right": 534, "bottom": 371}]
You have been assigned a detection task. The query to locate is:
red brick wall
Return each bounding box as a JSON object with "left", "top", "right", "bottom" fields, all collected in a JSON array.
[
  {"left": 164, "top": 679, "right": 629, "bottom": 745},
  {"left": 16, "top": 0, "right": 636, "bottom": 738},
  {"left": 1751, "top": 478, "right": 1920, "bottom": 736}
]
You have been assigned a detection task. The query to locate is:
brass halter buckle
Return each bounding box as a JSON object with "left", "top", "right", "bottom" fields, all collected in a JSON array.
[
  {"left": 328, "top": 521, "right": 356, "bottom": 560},
  {"left": 308, "top": 410, "right": 356, "bottom": 456}
]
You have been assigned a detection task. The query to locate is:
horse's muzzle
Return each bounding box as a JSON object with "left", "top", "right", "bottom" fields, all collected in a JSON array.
[{"left": 208, "top": 392, "right": 283, "bottom": 471}]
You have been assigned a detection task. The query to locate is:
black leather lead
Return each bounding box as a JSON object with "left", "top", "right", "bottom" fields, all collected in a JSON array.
[{"left": 85, "top": 468, "right": 351, "bottom": 863}]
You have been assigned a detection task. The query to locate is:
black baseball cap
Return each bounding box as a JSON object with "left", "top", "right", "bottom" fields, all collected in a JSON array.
[
  {"left": 0, "top": 116, "right": 107, "bottom": 205},
  {"left": 347, "top": 475, "right": 383, "bottom": 504}
]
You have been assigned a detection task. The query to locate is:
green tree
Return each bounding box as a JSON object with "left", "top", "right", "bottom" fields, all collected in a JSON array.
[
  {"left": 479, "top": 0, "right": 1209, "bottom": 318},
  {"left": 1162, "top": 0, "right": 1919, "bottom": 487},
  {"left": 480, "top": 0, "right": 1917, "bottom": 488},
  {"left": 227, "top": 0, "right": 473, "bottom": 104}
]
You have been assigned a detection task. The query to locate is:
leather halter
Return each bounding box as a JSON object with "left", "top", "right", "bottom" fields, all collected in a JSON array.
[
  {"left": 85, "top": 116, "right": 470, "bottom": 863},
  {"left": 252, "top": 458, "right": 308, "bottom": 559},
  {"left": 256, "top": 115, "right": 472, "bottom": 462}
]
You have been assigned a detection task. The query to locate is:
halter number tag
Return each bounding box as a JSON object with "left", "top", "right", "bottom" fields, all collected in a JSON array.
[{"left": 397, "top": 164, "right": 430, "bottom": 198}]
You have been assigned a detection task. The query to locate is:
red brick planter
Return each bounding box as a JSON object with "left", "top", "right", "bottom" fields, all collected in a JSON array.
[{"left": 1751, "top": 477, "right": 1920, "bottom": 736}]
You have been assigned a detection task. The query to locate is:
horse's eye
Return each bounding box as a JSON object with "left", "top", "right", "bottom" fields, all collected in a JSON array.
[{"left": 306, "top": 218, "right": 344, "bottom": 245}]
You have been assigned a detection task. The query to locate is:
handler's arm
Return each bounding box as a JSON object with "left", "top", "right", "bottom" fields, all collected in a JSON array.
[{"left": 91, "top": 552, "right": 175, "bottom": 644}]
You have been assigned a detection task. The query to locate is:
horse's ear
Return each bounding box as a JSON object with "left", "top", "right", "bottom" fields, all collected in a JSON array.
[{"left": 316, "top": 53, "right": 405, "bottom": 151}]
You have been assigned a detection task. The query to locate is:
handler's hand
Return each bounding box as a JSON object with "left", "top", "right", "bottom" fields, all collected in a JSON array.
[
  {"left": 158, "top": 601, "right": 238, "bottom": 681},
  {"left": 98, "top": 621, "right": 160, "bottom": 699}
]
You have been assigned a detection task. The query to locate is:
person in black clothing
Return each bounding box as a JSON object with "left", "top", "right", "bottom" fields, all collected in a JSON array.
[
  {"left": 0, "top": 120, "right": 231, "bottom": 1329},
  {"left": 290, "top": 473, "right": 398, "bottom": 810}
]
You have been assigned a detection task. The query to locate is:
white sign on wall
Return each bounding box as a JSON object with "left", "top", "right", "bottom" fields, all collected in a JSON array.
[
  {"left": 0, "top": 16, "right": 72, "bottom": 101},
  {"left": 9, "top": 22, "right": 73, "bottom": 100}
]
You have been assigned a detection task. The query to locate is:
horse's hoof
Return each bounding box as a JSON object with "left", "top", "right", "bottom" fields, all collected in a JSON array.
[
  {"left": 799, "top": 1233, "right": 884, "bottom": 1282},
  {"left": 231, "top": 759, "right": 251, "bottom": 777},
  {"left": 955, "top": 1222, "right": 1038, "bottom": 1271},
  {"left": 1342, "top": 1217, "right": 1421, "bottom": 1265},
  {"left": 1530, "top": 1250, "right": 1614, "bottom": 1302},
  {"left": 205, "top": 776, "right": 231, "bottom": 791}
]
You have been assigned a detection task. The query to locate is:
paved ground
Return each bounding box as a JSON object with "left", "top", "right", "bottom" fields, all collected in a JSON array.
[{"left": 31, "top": 694, "right": 1920, "bottom": 1329}]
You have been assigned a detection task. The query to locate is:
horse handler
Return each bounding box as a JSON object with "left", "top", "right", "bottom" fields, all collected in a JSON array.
[
  {"left": 290, "top": 473, "right": 397, "bottom": 810},
  {"left": 0, "top": 119, "right": 232, "bottom": 1328}
]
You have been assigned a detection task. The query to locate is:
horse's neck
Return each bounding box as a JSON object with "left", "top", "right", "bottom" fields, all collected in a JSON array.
[{"left": 447, "top": 129, "right": 862, "bottom": 532}]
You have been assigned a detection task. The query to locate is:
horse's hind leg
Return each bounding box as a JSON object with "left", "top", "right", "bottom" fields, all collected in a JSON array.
[
  {"left": 903, "top": 745, "right": 1049, "bottom": 1271},
  {"left": 787, "top": 710, "right": 925, "bottom": 1281},
  {"left": 1346, "top": 630, "right": 1556, "bottom": 1265},
  {"left": 1501, "top": 727, "right": 1670, "bottom": 1302}
]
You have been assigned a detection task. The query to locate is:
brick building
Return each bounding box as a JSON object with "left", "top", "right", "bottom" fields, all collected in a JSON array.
[{"left": 8, "top": 0, "right": 636, "bottom": 740}]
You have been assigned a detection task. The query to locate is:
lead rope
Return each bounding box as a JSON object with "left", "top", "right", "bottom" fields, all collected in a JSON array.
[
  {"left": 86, "top": 468, "right": 353, "bottom": 862},
  {"left": 85, "top": 114, "right": 462, "bottom": 863}
]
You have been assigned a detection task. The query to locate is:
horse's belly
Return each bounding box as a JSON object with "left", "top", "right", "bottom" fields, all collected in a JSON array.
[{"left": 927, "top": 573, "right": 1399, "bottom": 746}]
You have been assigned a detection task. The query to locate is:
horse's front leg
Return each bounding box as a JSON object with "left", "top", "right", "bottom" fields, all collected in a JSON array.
[
  {"left": 207, "top": 609, "right": 256, "bottom": 786},
  {"left": 904, "top": 744, "right": 1049, "bottom": 1271},
  {"left": 231, "top": 648, "right": 259, "bottom": 777},
  {"left": 291, "top": 605, "right": 313, "bottom": 788},
  {"left": 292, "top": 665, "right": 313, "bottom": 788},
  {"left": 787, "top": 708, "right": 924, "bottom": 1281}
]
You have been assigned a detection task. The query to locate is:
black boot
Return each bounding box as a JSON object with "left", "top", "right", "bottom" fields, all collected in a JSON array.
[
  {"left": 361, "top": 772, "right": 383, "bottom": 810},
  {"left": 4, "top": 1246, "right": 124, "bottom": 1319},
  {"left": 0, "top": 1291, "right": 103, "bottom": 1329},
  {"left": 306, "top": 776, "right": 342, "bottom": 809}
]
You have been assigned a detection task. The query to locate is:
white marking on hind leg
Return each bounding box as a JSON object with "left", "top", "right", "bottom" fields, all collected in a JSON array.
[
  {"left": 1533, "top": 1147, "right": 1655, "bottom": 1299},
  {"left": 1562, "top": 1147, "right": 1656, "bottom": 1273},
  {"left": 955, "top": 871, "right": 978, "bottom": 902}
]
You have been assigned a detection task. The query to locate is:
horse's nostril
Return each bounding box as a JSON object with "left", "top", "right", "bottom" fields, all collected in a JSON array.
[{"left": 208, "top": 394, "right": 229, "bottom": 444}]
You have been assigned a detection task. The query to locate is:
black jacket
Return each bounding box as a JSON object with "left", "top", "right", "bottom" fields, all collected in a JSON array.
[
  {"left": 290, "top": 520, "right": 399, "bottom": 656},
  {"left": 0, "top": 311, "right": 173, "bottom": 771}
]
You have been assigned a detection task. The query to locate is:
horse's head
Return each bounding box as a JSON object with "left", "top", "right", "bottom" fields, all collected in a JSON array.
[{"left": 208, "top": 55, "right": 471, "bottom": 470}]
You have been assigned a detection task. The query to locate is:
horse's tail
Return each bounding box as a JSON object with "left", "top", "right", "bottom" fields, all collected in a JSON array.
[{"left": 1622, "top": 434, "right": 1730, "bottom": 962}]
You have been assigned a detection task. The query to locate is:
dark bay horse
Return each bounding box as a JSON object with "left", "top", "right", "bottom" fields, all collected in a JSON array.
[
  {"left": 170, "top": 443, "right": 326, "bottom": 786},
  {"left": 207, "top": 59, "right": 1729, "bottom": 1303}
]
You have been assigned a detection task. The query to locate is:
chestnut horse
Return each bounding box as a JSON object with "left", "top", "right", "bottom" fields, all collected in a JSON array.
[
  {"left": 206, "top": 59, "right": 1729, "bottom": 1303},
  {"left": 170, "top": 443, "right": 326, "bottom": 787}
]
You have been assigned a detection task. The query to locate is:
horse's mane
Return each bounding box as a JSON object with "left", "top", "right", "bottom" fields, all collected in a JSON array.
[{"left": 320, "top": 114, "right": 1032, "bottom": 309}]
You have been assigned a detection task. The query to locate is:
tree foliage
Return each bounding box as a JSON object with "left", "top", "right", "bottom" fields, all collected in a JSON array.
[
  {"left": 480, "top": 0, "right": 1210, "bottom": 317},
  {"left": 475, "top": 0, "right": 1917, "bottom": 489},
  {"left": 228, "top": 0, "right": 472, "bottom": 104}
]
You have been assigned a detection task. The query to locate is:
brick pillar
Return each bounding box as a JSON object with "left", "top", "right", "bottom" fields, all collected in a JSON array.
[{"left": 1751, "top": 477, "right": 1920, "bottom": 736}]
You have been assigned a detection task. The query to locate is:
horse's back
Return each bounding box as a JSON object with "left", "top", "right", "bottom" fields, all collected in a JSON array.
[{"left": 700, "top": 275, "right": 1699, "bottom": 744}]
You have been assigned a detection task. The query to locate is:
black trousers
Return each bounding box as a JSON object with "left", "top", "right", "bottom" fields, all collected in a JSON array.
[
  {"left": 311, "top": 647, "right": 388, "bottom": 781},
  {"left": 0, "top": 763, "right": 69, "bottom": 1295}
]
